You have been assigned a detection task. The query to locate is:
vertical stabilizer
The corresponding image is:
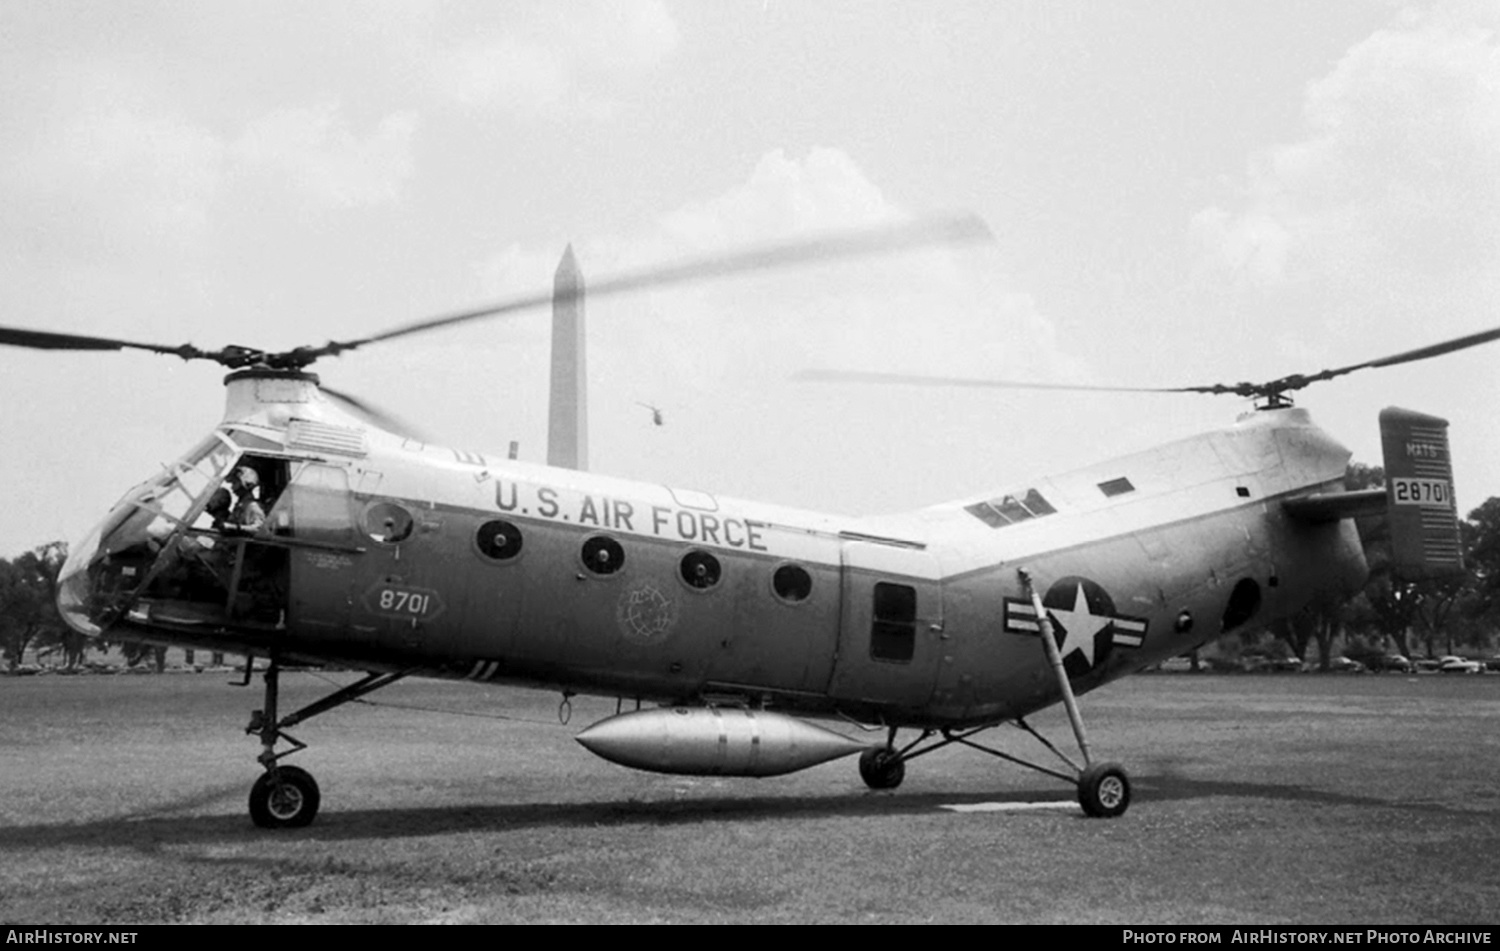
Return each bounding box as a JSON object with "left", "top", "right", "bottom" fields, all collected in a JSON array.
[
  {"left": 1379, "top": 407, "right": 1463, "bottom": 579},
  {"left": 548, "top": 245, "right": 588, "bottom": 470}
]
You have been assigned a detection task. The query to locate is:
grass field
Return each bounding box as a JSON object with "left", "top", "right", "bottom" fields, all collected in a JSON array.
[{"left": 2, "top": 670, "right": 1498, "bottom": 924}]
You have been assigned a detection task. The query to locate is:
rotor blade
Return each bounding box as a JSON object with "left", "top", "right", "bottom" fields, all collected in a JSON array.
[
  {"left": 305, "top": 213, "right": 994, "bottom": 361},
  {"left": 1301, "top": 323, "right": 1500, "bottom": 387},
  {"left": 322, "top": 386, "right": 437, "bottom": 444},
  {"left": 0, "top": 325, "right": 204, "bottom": 360},
  {"left": 793, "top": 368, "right": 1232, "bottom": 395},
  {"left": 800, "top": 320, "right": 1500, "bottom": 400}
]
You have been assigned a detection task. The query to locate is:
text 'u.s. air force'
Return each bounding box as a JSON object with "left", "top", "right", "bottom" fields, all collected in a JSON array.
[{"left": 495, "top": 479, "right": 768, "bottom": 551}]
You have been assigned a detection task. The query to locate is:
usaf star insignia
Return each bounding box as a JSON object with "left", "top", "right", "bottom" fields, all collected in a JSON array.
[{"left": 1004, "top": 576, "right": 1147, "bottom": 672}]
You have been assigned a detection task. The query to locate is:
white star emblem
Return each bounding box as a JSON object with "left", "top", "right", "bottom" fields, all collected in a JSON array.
[{"left": 1046, "top": 582, "right": 1113, "bottom": 666}]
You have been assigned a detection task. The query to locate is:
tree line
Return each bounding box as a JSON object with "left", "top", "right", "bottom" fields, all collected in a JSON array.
[{"left": 0, "top": 542, "right": 170, "bottom": 671}]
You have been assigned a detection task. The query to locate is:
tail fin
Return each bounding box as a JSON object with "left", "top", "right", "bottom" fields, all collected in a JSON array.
[{"left": 1379, "top": 407, "right": 1463, "bottom": 579}]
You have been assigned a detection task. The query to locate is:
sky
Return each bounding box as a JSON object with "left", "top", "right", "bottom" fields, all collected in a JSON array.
[{"left": 2, "top": 0, "right": 1498, "bottom": 556}]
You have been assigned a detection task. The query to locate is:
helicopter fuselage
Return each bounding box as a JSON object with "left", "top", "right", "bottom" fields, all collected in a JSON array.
[{"left": 59, "top": 371, "right": 1370, "bottom": 731}]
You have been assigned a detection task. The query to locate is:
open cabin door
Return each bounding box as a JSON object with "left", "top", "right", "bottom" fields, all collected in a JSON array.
[{"left": 827, "top": 541, "right": 945, "bottom": 710}]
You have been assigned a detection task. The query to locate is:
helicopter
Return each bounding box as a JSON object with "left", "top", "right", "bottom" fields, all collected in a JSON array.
[{"left": 1, "top": 212, "right": 1488, "bottom": 828}]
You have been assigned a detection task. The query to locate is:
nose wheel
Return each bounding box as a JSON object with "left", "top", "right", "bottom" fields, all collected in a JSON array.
[
  {"left": 249, "top": 765, "right": 321, "bottom": 828},
  {"left": 244, "top": 659, "right": 407, "bottom": 829}
]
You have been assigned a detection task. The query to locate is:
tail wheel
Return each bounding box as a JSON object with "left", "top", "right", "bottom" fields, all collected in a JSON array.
[
  {"left": 1077, "top": 762, "right": 1130, "bottom": 818},
  {"left": 249, "top": 765, "right": 321, "bottom": 828},
  {"left": 858, "top": 747, "right": 906, "bottom": 790}
]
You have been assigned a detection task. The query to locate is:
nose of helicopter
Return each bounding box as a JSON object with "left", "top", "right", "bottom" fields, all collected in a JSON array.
[
  {"left": 56, "top": 495, "right": 157, "bottom": 638},
  {"left": 57, "top": 517, "right": 107, "bottom": 637},
  {"left": 56, "top": 432, "right": 242, "bottom": 638}
]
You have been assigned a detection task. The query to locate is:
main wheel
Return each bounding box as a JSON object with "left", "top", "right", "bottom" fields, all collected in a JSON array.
[
  {"left": 249, "top": 765, "right": 321, "bottom": 829},
  {"left": 1077, "top": 762, "right": 1130, "bottom": 818},
  {"left": 858, "top": 747, "right": 906, "bottom": 790}
]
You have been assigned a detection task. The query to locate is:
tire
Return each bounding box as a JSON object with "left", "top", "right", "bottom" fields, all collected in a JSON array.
[
  {"left": 1077, "top": 762, "right": 1130, "bottom": 818},
  {"left": 249, "top": 765, "right": 321, "bottom": 829},
  {"left": 858, "top": 747, "right": 906, "bottom": 790}
]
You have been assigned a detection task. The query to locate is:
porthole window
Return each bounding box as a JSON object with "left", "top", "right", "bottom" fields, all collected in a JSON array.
[
  {"left": 680, "top": 550, "right": 722, "bottom": 589},
  {"left": 772, "top": 563, "right": 813, "bottom": 602},
  {"left": 364, "top": 501, "right": 414, "bottom": 544},
  {"left": 581, "top": 535, "right": 625, "bottom": 575},
  {"left": 476, "top": 519, "right": 523, "bottom": 561}
]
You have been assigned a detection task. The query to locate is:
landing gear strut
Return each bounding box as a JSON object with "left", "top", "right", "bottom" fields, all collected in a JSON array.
[
  {"left": 245, "top": 659, "right": 407, "bottom": 829},
  {"left": 1019, "top": 568, "right": 1132, "bottom": 817},
  {"left": 850, "top": 569, "right": 1134, "bottom": 817},
  {"left": 852, "top": 719, "right": 1131, "bottom": 816}
]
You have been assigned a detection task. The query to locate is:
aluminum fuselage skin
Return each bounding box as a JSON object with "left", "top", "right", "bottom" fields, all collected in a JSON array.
[{"left": 66, "top": 375, "right": 1368, "bottom": 731}]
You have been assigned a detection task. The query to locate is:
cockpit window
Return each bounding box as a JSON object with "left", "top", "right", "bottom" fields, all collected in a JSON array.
[
  {"left": 58, "top": 434, "right": 241, "bottom": 635},
  {"left": 128, "top": 435, "right": 241, "bottom": 541}
]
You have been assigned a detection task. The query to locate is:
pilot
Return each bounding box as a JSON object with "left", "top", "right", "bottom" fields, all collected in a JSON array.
[
  {"left": 204, "top": 486, "right": 233, "bottom": 531},
  {"left": 229, "top": 467, "right": 266, "bottom": 533},
  {"left": 164, "top": 484, "right": 238, "bottom": 602}
]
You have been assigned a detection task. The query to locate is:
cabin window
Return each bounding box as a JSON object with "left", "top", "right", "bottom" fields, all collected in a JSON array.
[
  {"left": 870, "top": 582, "right": 916, "bottom": 663},
  {"left": 363, "top": 501, "right": 414, "bottom": 544},
  {"left": 772, "top": 564, "right": 813, "bottom": 603},
  {"left": 475, "top": 519, "right": 523, "bottom": 561},
  {"left": 679, "top": 550, "right": 722, "bottom": 590},
  {"left": 964, "top": 488, "right": 1056, "bottom": 529},
  {"left": 283, "top": 463, "right": 354, "bottom": 541},
  {"left": 581, "top": 535, "right": 625, "bottom": 575},
  {"left": 1098, "top": 477, "right": 1134, "bottom": 497}
]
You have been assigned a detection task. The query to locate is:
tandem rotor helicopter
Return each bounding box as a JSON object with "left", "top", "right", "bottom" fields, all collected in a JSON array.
[{"left": 3, "top": 212, "right": 1494, "bottom": 828}]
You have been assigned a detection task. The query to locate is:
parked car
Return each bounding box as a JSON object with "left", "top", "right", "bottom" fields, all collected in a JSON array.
[
  {"left": 1241, "top": 652, "right": 1303, "bottom": 672},
  {"left": 1370, "top": 654, "right": 1413, "bottom": 673},
  {"left": 1413, "top": 657, "right": 1442, "bottom": 673},
  {"left": 1438, "top": 655, "right": 1483, "bottom": 674},
  {"left": 1326, "top": 656, "right": 1367, "bottom": 673}
]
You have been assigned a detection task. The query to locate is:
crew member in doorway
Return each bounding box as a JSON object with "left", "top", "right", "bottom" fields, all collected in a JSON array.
[{"left": 230, "top": 466, "right": 266, "bottom": 533}]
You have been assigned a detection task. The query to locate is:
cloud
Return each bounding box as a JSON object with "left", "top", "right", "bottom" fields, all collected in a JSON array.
[
  {"left": 474, "top": 147, "right": 901, "bottom": 295},
  {"left": 0, "top": 70, "right": 225, "bottom": 257},
  {"left": 453, "top": 147, "right": 1070, "bottom": 471},
  {"left": 2, "top": 100, "right": 416, "bottom": 278},
  {"left": 472, "top": 147, "right": 1032, "bottom": 377},
  {"left": 229, "top": 103, "right": 419, "bottom": 208},
  {"left": 0, "top": 2, "right": 681, "bottom": 291},
  {"left": 433, "top": 146, "right": 1062, "bottom": 512},
  {"left": 1194, "top": 4, "right": 1500, "bottom": 294},
  {"left": 658, "top": 148, "right": 897, "bottom": 249},
  {"left": 425, "top": 0, "right": 679, "bottom": 116}
]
